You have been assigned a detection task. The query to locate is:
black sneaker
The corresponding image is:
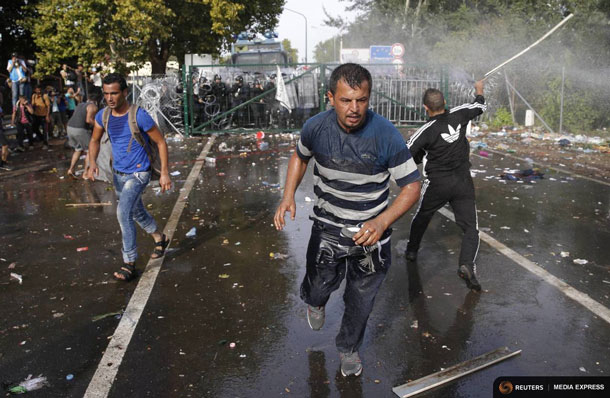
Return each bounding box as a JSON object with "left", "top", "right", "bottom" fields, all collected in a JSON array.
[
  {"left": 458, "top": 264, "right": 481, "bottom": 291},
  {"left": 405, "top": 250, "right": 418, "bottom": 262},
  {"left": 307, "top": 305, "right": 325, "bottom": 331},
  {"left": 0, "top": 161, "right": 11, "bottom": 171}
]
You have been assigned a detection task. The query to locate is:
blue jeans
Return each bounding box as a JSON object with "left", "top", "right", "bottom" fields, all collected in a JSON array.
[
  {"left": 11, "top": 81, "right": 25, "bottom": 106},
  {"left": 113, "top": 170, "right": 157, "bottom": 263}
]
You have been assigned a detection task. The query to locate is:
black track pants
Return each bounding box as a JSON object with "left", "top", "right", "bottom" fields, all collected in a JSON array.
[{"left": 406, "top": 171, "right": 479, "bottom": 266}]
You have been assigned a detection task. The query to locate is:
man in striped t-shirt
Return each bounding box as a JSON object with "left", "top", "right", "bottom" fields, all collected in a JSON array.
[{"left": 274, "top": 63, "right": 421, "bottom": 377}]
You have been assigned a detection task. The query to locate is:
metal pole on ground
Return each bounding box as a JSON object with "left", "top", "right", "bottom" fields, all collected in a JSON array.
[{"left": 504, "top": 70, "right": 516, "bottom": 124}]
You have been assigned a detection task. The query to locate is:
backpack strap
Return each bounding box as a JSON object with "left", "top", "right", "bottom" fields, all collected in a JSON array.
[
  {"left": 102, "top": 107, "right": 112, "bottom": 143},
  {"left": 127, "top": 104, "right": 153, "bottom": 161}
]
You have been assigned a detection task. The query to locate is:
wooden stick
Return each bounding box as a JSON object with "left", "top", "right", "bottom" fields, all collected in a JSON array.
[
  {"left": 65, "top": 202, "right": 112, "bottom": 207},
  {"left": 484, "top": 13, "right": 574, "bottom": 79}
]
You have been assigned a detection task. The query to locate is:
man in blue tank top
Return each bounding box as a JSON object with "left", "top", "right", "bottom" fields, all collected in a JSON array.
[
  {"left": 274, "top": 63, "right": 421, "bottom": 377},
  {"left": 85, "top": 73, "right": 171, "bottom": 282}
]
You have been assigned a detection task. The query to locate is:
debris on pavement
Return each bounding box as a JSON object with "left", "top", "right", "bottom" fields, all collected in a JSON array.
[
  {"left": 8, "top": 262, "right": 16, "bottom": 269},
  {"left": 92, "top": 311, "right": 123, "bottom": 322},
  {"left": 65, "top": 202, "right": 112, "bottom": 207},
  {"left": 573, "top": 259, "right": 588, "bottom": 265},
  {"left": 269, "top": 252, "right": 289, "bottom": 260},
  {"left": 262, "top": 181, "right": 280, "bottom": 188},
  {"left": 8, "top": 374, "right": 49, "bottom": 394},
  {"left": 10, "top": 273, "right": 23, "bottom": 284},
  {"left": 170, "top": 171, "right": 181, "bottom": 176},
  {"left": 65, "top": 374, "right": 74, "bottom": 381},
  {"left": 186, "top": 227, "right": 196, "bottom": 238},
  {"left": 500, "top": 169, "right": 544, "bottom": 181},
  {"left": 76, "top": 247, "right": 89, "bottom": 252},
  {"left": 560, "top": 252, "right": 570, "bottom": 258},
  {"left": 218, "top": 274, "right": 230, "bottom": 279}
]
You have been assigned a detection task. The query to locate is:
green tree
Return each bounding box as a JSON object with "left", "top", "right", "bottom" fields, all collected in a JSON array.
[
  {"left": 0, "top": 1, "right": 39, "bottom": 67},
  {"left": 281, "top": 39, "right": 298, "bottom": 64},
  {"left": 26, "top": 0, "right": 285, "bottom": 76},
  {"left": 313, "top": 38, "right": 336, "bottom": 63}
]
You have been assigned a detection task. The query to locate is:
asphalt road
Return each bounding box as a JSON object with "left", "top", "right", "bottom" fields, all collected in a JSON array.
[{"left": 1, "top": 134, "right": 608, "bottom": 397}]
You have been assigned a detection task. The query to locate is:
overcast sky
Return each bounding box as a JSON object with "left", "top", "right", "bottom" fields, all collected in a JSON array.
[{"left": 276, "top": 0, "right": 358, "bottom": 63}]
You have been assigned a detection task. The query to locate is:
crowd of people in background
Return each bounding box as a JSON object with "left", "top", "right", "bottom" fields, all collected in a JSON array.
[{"left": 1, "top": 53, "right": 106, "bottom": 173}]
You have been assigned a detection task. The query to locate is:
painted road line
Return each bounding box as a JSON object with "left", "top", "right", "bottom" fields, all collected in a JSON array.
[
  {"left": 84, "top": 136, "right": 216, "bottom": 398},
  {"left": 478, "top": 148, "right": 610, "bottom": 187},
  {"left": 438, "top": 207, "right": 610, "bottom": 325}
]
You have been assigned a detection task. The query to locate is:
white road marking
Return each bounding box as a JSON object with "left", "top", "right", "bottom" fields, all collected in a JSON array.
[
  {"left": 438, "top": 207, "right": 610, "bottom": 325},
  {"left": 84, "top": 136, "right": 216, "bottom": 398}
]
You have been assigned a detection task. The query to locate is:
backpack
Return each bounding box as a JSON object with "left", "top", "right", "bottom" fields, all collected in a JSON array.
[{"left": 100, "top": 104, "right": 162, "bottom": 180}]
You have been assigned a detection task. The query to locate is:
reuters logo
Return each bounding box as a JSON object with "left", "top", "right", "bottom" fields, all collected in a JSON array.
[{"left": 499, "top": 381, "right": 514, "bottom": 395}]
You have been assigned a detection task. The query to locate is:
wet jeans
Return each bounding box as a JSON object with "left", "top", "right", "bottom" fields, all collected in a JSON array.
[
  {"left": 113, "top": 170, "right": 157, "bottom": 263},
  {"left": 300, "top": 221, "right": 392, "bottom": 354},
  {"left": 407, "top": 170, "right": 479, "bottom": 266}
]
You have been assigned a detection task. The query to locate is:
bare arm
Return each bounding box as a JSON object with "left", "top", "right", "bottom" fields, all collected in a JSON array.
[
  {"left": 85, "top": 104, "right": 97, "bottom": 126},
  {"left": 475, "top": 79, "right": 484, "bottom": 96},
  {"left": 274, "top": 151, "right": 309, "bottom": 230},
  {"left": 146, "top": 126, "right": 171, "bottom": 192},
  {"left": 353, "top": 180, "right": 421, "bottom": 246},
  {"left": 85, "top": 121, "right": 104, "bottom": 181}
]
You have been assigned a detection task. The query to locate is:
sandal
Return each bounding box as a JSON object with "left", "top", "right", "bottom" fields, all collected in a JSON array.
[
  {"left": 113, "top": 262, "right": 137, "bottom": 282},
  {"left": 67, "top": 171, "right": 78, "bottom": 180},
  {"left": 151, "top": 234, "right": 169, "bottom": 259}
]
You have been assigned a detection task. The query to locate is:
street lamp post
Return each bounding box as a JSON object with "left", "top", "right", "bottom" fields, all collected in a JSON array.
[{"left": 285, "top": 8, "right": 307, "bottom": 64}]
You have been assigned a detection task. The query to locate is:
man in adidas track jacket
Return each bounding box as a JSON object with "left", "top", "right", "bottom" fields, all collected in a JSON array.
[{"left": 405, "top": 80, "right": 486, "bottom": 291}]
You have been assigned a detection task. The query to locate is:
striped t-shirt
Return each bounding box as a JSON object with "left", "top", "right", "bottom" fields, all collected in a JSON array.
[{"left": 297, "top": 109, "right": 420, "bottom": 227}]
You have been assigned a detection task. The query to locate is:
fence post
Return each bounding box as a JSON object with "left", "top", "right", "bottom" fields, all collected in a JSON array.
[
  {"left": 440, "top": 65, "right": 450, "bottom": 108},
  {"left": 319, "top": 64, "right": 326, "bottom": 113},
  {"left": 187, "top": 66, "right": 195, "bottom": 137},
  {"left": 182, "top": 65, "right": 190, "bottom": 136}
]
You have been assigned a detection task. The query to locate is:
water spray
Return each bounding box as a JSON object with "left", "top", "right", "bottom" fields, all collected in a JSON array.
[{"left": 482, "top": 13, "right": 574, "bottom": 80}]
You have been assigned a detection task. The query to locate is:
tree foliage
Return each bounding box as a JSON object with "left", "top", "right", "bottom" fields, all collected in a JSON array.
[
  {"left": 323, "top": 0, "right": 610, "bottom": 131},
  {"left": 281, "top": 39, "right": 298, "bottom": 64},
  {"left": 25, "top": 0, "right": 285, "bottom": 76},
  {"left": 0, "top": 1, "right": 39, "bottom": 67}
]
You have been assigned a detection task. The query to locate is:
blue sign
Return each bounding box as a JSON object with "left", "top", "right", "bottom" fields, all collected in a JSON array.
[{"left": 370, "top": 46, "right": 393, "bottom": 63}]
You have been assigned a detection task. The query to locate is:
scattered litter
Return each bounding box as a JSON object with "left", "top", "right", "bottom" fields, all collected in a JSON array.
[
  {"left": 442, "top": 345, "right": 451, "bottom": 351},
  {"left": 479, "top": 150, "right": 489, "bottom": 158},
  {"left": 560, "top": 252, "right": 570, "bottom": 258},
  {"left": 186, "top": 227, "right": 196, "bottom": 238},
  {"left": 304, "top": 196, "right": 313, "bottom": 202},
  {"left": 501, "top": 169, "right": 544, "bottom": 181},
  {"left": 270, "top": 252, "right": 289, "bottom": 260},
  {"left": 8, "top": 262, "right": 16, "bottom": 269},
  {"left": 76, "top": 247, "right": 89, "bottom": 252},
  {"left": 579, "top": 366, "right": 586, "bottom": 372},
  {"left": 234, "top": 242, "right": 241, "bottom": 246},
  {"left": 256, "top": 131, "right": 265, "bottom": 140},
  {"left": 222, "top": 238, "right": 229, "bottom": 245},
  {"left": 558, "top": 138, "right": 571, "bottom": 147},
  {"left": 204, "top": 157, "right": 216, "bottom": 163},
  {"left": 573, "top": 259, "right": 588, "bottom": 265},
  {"left": 92, "top": 311, "right": 123, "bottom": 322},
  {"left": 10, "top": 273, "right": 23, "bottom": 284},
  {"left": 170, "top": 171, "right": 181, "bottom": 176},
  {"left": 262, "top": 181, "right": 280, "bottom": 188},
  {"left": 500, "top": 226, "right": 511, "bottom": 230},
  {"left": 218, "top": 274, "right": 230, "bottom": 279},
  {"left": 258, "top": 141, "right": 269, "bottom": 150},
  {"left": 8, "top": 375, "right": 49, "bottom": 394},
  {"left": 218, "top": 142, "right": 234, "bottom": 152},
  {"left": 239, "top": 354, "right": 247, "bottom": 358},
  {"left": 443, "top": 292, "right": 452, "bottom": 296},
  {"left": 523, "top": 229, "right": 529, "bottom": 233},
  {"left": 229, "top": 342, "right": 236, "bottom": 348},
  {"left": 66, "top": 374, "right": 74, "bottom": 381},
  {"left": 53, "top": 313, "right": 64, "bottom": 318},
  {"left": 410, "top": 320, "right": 418, "bottom": 329}
]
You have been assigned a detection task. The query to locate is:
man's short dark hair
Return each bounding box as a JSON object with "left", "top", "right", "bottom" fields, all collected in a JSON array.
[
  {"left": 423, "top": 88, "right": 445, "bottom": 112},
  {"left": 329, "top": 63, "right": 372, "bottom": 95},
  {"left": 88, "top": 92, "right": 101, "bottom": 102},
  {"left": 102, "top": 73, "right": 128, "bottom": 91}
]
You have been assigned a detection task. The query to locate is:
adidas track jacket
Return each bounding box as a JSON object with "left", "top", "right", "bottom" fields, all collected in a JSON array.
[{"left": 407, "top": 95, "right": 486, "bottom": 178}]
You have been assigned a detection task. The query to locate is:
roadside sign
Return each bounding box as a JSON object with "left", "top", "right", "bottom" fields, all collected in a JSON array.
[
  {"left": 370, "top": 45, "right": 393, "bottom": 63},
  {"left": 391, "top": 43, "right": 405, "bottom": 58}
]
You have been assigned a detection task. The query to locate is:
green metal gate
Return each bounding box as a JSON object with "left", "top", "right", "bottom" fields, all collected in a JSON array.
[{"left": 182, "top": 63, "right": 462, "bottom": 136}]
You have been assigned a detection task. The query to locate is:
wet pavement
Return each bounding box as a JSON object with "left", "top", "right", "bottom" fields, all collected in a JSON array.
[{"left": 1, "top": 134, "right": 609, "bottom": 397}]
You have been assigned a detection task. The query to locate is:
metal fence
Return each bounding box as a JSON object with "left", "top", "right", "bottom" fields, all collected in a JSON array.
[{"left": 127, "top": 64, "right": 478, "bottom": 136}]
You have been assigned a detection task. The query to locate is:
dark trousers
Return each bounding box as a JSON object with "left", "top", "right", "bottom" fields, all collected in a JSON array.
[
  {"left": 300, "top": 221, "right": 391, "bottom": 354},
  {"left": 16, "top": 122, "right": 33, "bottom": 146},
  {"left": 32, "top": 115, "right": 48, "bottom": 144},
  {"left": 407, "top": 170, "right": 479, "bottom": 266}
]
